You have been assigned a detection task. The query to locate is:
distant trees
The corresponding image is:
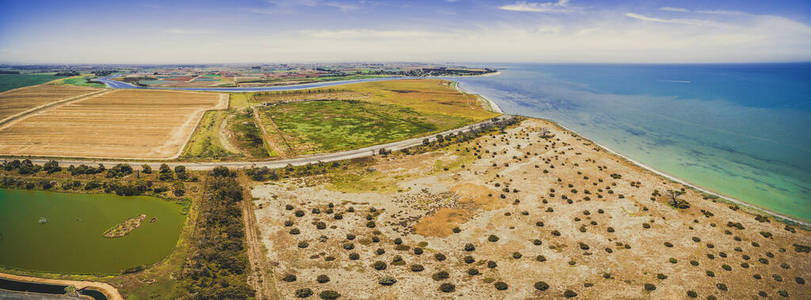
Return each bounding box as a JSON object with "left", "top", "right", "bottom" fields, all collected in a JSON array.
[{"left": 141, "top": 164, "right": 152, "bottom": 174}]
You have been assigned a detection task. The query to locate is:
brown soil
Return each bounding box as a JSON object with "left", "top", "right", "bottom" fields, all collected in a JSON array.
[
  {"left": 414, "top": 208, "right": 471, "bottom": 237},
  {"left": 0, "top": 89, "right": 226, "bottom": 159}
]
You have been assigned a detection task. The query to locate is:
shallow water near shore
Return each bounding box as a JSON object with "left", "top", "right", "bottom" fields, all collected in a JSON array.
[
  {"left": 0, "top": 189, "right": 185, "bottom": 274},
  {"left": 455, "top": 63, "right": 811, "bottom": 221}
]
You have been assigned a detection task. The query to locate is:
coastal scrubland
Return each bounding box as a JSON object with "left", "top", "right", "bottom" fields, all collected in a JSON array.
[
  {"left": 0, "top": 90, "right": 227, "bottom": 159},
  {"left": 249, "top": 117, "right": 810, "bottom": 299}
]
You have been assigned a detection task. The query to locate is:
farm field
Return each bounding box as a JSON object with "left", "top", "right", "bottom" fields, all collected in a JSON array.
[
  {"left": 0, "top": 74, "right": 61, "bottom": 92},
  {"left": 249, "top": 79, "right": 499, "bottom": 156},
  {"left": 0, "top": 84, "right": 101, "bottom": 122},
  {"left": 0, "top": 89, "right": 227, "bottom": 159},
  {"left": 253, "top": 79, "right": 499, "bottom": 122},
  {"left": 260, "top": 100, "right": 469, "bottom": 154}
]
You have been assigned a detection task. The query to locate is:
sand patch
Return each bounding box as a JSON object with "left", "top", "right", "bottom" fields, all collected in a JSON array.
[
  {"left": 452, "top": 183, "right": 505, "bottom": 210},
  {"left": 414, "top": 208, "right": 471, "bottom": 237}
]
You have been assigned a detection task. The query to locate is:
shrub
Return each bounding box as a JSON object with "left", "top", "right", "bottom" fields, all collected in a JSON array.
[
  {"left": 494, "top": 281, "right": 508, "bottom": 290},
  {"left": 513, "top": 252, "right": 522, "bottom": 259},
  {"left": 378, "top": 276, "right": 397, "bottom": 286},
  {"left": 298, "top": 241, "right": 309, "bottom": 248},
  {"left": 439, "top": 283, "right": 455, "bottom": 293},
  {"left": 716, "top": 283, "right": 727, "bottom": 291},
  {"left": 686, "top": 290, "right": 697, "bottom": 298},
  {"left": 373, "top": 261, "right": 387, "bottom": 270},
  {"left": 282, "top": 274, "right": 297, "bottom": 282},
  {"left": 669, "top": 258, "right": 677, "bottom": 264},
  {"left": 533, "top": 239, "right": 542, "bottom": 245},
  {"left": 349, "top": 253, "right": 359, "bottom": 260},
  {"left": 410, "top": 264, "right": 424, "bottom": 272},
  {"left": 468, "top": 268, "right": 479, "bottom": 275},
  {"left": 319, "top": 290, "right": 341, "bottom": 299},
  {"left": 488, "top": 235, "right": 499, "bottom": 242},
  {"left": 413, "top": 247, "right": 423, "bottom": 255},
  {"left": 295, "top": 288, "right": 313, "bottom": 298},
  {"left": 343, "top": 243, "right": 354, "bottom": 250},
  {"left": 289, "top": 228, "right": 300, "bottom": 235},
  {"left": 464, "top": 243, "right": 476, "bottom": 251},
  {"left": 536, "top": 255, "right": 547, "bottom": 262},
  {"left": 487, "top": 260, "right": 497, "bottom": 268},
  {"left": 656, "top": 273, "right": 667, "bottom": 280},
  {"left": 432, "top": 271, "right": 449, "bottom": 281},
  {"left": 564, "top": 290, "right": 577, "bottom": 298},
  {"left": 644, "top": 283, "right": 656, "bottom": 291},
  {"left": 317, "top": 275, "right": 330, "bottom": 283},
  {"left": 534, "top": 281, "right": 549, "bottom": 291},
  {"left": 376, "top": 248, "right": 385, "bottom": 255},
  {"left": 391, "top": 255, "right": 405, "bottom": 266},
  {"left": 435, "top": 253, "right": 446, "bottom": 261}
]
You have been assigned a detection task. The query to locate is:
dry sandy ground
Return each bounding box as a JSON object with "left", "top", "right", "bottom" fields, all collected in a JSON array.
[
  {"left": 0, "top": 84, "right": 100, "bottom": 122},
  {"left": 0, "top": 89, "right": 226, "bottom": 159},
  {"left": 251, "top": 118, "right": 809, "bottom": 299}
]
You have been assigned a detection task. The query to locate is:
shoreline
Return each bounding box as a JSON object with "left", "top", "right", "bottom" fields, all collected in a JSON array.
[{"left": 451, "top": 78, "right": 809, "bottom": 226}]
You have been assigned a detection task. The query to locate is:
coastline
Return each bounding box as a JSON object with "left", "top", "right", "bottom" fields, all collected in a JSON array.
[{"left": 453, "top": 79, "right": 809, "bottom": 227}]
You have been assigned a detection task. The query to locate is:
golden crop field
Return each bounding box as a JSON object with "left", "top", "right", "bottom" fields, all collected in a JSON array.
[
  {"left": 0, "top": 89, "right": 227, "bottom": 159},
  {"left": 253, "top": 79, "right": 499, "bottom": 122},
  {"left": 0, "top": 84, "right": 101, "bottom": 122}
]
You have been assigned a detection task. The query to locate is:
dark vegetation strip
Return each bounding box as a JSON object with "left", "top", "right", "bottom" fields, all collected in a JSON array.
[{"left": 177, "top": 167, "right": 255, "bottom": 299}]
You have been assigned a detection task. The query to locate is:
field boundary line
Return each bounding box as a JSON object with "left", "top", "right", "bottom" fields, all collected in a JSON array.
[
  {"left": 0, "top": 89, "right": 110, "bottom": 130},
  {"left": 169, "top": 93, "right": 230, "bottom": 159}
]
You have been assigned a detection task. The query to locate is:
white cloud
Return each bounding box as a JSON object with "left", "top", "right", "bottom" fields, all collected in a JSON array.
[
  {"left": 659, "top": 7, "right": 689, "bottom": 13},
  {"left": 499, "top": 0, "right": 574, "bottom": 13},
  {"left": 252, "top": 0, "right": 358, "bottom": 14},
  {"left": 163, "top": 28, "right": 216, "bottom": 35},
  {"left": 303, "top": 29, "right": 445, "bottom": 39},
  {"left": 4, "top": 3, "right": 811, "bottom": 64},
  {"left": 625, "top": 13, "right": 722, "bottom": 27},
  {"left": 696, "top": 10, "right": 749, "bottom": 16}
]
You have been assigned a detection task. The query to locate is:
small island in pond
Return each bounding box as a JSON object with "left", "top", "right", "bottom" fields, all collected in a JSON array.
[{"left": 104, "top": 214, "right": 147, "bottom": 238}]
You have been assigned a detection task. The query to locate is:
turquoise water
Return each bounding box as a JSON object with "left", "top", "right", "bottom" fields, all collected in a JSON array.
[{"left": 456, "top": 63, "right": 811, "bottom": 221}]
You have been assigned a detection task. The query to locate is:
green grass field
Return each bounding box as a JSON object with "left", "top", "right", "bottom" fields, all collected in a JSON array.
[
  {"left": 261, "top": 100, "right": 471, "bottom": 154},
  {"left": 61, "top": 76, "right": 106, "bottom": 88},
  {"left": 181, "top": 111, "right": 236, "bottom": 160},
  {"left": 0, "top": 74, "right": 60, "bottom": 92}
]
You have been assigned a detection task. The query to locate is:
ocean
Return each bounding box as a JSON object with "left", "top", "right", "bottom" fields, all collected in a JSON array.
[{"left": 454, "top": 63, "right": 811, "bottom": 222}]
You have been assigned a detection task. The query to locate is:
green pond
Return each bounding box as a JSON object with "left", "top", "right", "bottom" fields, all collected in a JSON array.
[{"left": 0, "top": 189, "right": 186, "bottom": 275}]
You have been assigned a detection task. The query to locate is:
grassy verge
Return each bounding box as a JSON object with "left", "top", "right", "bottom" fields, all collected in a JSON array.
[
  {"left": 181, "top": 111, "right": 237, "bottom": 160},
  {"left": 230, "top": 109, "right": 270, "bottom": 158}
]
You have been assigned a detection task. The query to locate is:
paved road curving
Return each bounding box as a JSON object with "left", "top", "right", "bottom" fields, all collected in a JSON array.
[{"left": 18, "top": 116, "right": 512, "bottom": 171}]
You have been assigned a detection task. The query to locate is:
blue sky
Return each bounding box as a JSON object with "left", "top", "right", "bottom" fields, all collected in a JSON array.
[{"left": 1, "top": 0, "right": 810, "bottom": 63}]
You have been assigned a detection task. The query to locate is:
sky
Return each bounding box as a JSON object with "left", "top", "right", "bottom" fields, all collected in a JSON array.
[{"left": 1, "top": 0, "right": 810, "bottom": 64}]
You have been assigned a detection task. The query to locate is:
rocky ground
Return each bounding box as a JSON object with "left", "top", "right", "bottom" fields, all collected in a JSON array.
[{"left": 250, "top": 118, "right": 809, "bottom": 299}]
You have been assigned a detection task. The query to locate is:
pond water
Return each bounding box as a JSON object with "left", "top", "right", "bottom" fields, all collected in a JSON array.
[{"left": 0, "top": 189, "right": 185, "bottom": 274}]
